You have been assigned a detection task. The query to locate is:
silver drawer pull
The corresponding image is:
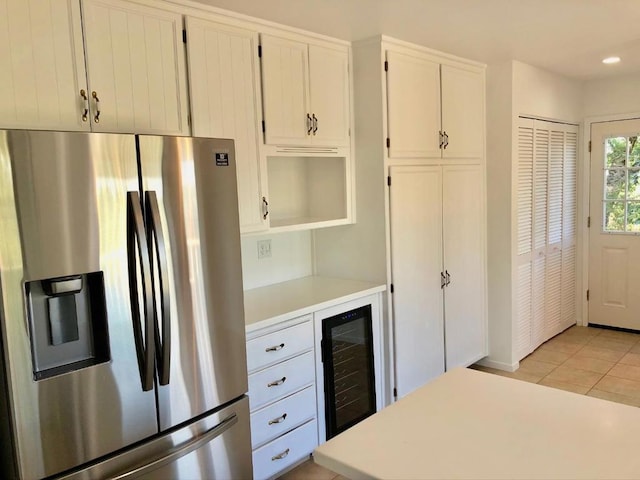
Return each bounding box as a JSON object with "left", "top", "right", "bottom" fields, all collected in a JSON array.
[
  {"left": 272, "top": 448, "right": 290, "bottom": 461},
  {"left": 265, "top": 343, "right": 285, "bottom": 352},
  {"left": 267, "top": 377, "right": 286, "bottom": 387},
  {"left": 268, "top": 413, "right": 287, "bottom": 425}
]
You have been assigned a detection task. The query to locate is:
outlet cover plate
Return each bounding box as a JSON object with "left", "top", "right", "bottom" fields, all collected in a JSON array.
[{"left": 257, "top": 239, "right": 272, "bottom": 259}]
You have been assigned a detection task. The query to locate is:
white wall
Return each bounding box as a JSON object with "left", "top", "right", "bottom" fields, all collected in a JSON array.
[
  {"left": 241, "top": 231, "right": 313, "bottom": 290},
  {"left": 512, "top": 61, "right": 583, "bottom": 123},
  {"left": 583, "top": 72, "right": 640, "bottom": 118}
]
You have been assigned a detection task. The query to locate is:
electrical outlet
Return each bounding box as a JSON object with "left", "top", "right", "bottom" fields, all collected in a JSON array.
[{"left": 257, "top": 239, "right": 272, "bottom": 259}]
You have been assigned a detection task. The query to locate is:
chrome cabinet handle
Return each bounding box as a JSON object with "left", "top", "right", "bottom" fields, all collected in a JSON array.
[
  {"left": 272, "top": 448, "right": 290, "bottom": 461},
  {"left": 268, "top": 413, "right": 287, "bottom": 425},
  {"left": 262, "top": 196, "right": 269, "bottom": 220},
  {"left": 441, "top": 271, "right": 446, "bottom": 289},
  {"left": 80, "top": 89, "right": 89, "bottom": 122},
  {"left": 92, "top": 91, "right": 101, "bottom": 123},
  {"left": 439, "top": 130, "right": 444, "bottom": 149},
  {"left": 307, "top": 113, "right": 313, "bottom": 134},
  {"left": 265, "top": 343, "right": 284, "bottom": 352},
  {"left": 443, "top": 131, "right": 449, "bottom": 149},
  {"left": 267, "top": 377, "right": 286, "bottom": 387},
  {"left": 445, "top": 270, "right": 451, "bottom": 286},
  {"left": 312, "top": 113, "right": 318, "bottom": 135}
]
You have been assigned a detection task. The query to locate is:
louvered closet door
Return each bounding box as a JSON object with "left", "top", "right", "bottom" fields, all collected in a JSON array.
[
  {"left": 442, "top": 165, "right": 486, "bottom": 368},
  {"left": 561, "top": 127, "right": 578, "bottom": 328},
  {"left": 531, "top": 125, "right": 549, "bottom": 348},
  {"left": 514, "top": 119, "right": 534, "bottom": 360},
  {"left": 389, "top": 166, "right": 444, "bottom": 398}
]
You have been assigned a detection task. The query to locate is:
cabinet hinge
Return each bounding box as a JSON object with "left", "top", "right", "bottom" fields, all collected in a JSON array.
[
  {"left": 258, "top": 45, "right": 262, "bottom": 58},
  {"left": 589, "top": 140, "right": 592, "bottom": 153},
  {"left": 384, "top": 60, "right": 388, "bottom": 72},
  {"left": 387, "top": 175, "right": 391, "bottom": 187},
  {"left": 586, "top": 289, "right": 590, "bottom": 301},
  {"left": 182, "top": 29, "right": 187, "bottom": 44},
  {"left": 390, "top": 283, "right": 394, "bottom": 293},
  {"left": 393, "top": 387, "right": 397, "bottom": 398},
  {"left": 386, "top": 137, "right": 390, "bottom": 149},
  {"left": 587, "top": 216, "right": 591, "bottom": 228},
  {"left": 261, "top": 120, "right": 265, "bottom": 133}
]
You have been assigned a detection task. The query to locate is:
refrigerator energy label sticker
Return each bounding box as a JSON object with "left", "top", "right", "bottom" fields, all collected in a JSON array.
[{"left": 215, "top": 152, "right": 229, "bottom": 166}]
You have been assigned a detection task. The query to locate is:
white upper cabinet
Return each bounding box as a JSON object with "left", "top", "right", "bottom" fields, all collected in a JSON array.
[
  {"left": 0, "top": 0, "right": 89, "bottom": 131},
  {"left": 82, "top": 0, "right": 189, "bottom": 134},
  {"left": 260, "top": 34, "right": 350, "bottom": 147},
  {"left": 386, "top": 49, "right": 484, "bottom": 160},
  {"left": 386, "top": 51, "right": 441, "bottom": 158},
  {"left": 185, "top": 17, "right": 266, "bottom": 233}
]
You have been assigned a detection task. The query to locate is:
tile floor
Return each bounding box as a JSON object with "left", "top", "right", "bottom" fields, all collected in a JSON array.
[{"left": 279, "top": 325, "right": 640, "bottom": 479}]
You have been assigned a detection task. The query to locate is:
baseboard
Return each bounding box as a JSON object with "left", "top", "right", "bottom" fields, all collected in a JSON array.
[{"left": 474, "top": 357, "right": 519, "bottom": 372}]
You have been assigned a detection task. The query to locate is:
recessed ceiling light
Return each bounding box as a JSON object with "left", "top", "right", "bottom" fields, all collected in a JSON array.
[{"left": 602, "top": 56, "right": 621, "bottom": 64}]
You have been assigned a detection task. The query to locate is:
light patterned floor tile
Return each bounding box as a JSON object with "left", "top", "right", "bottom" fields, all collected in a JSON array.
[
  {"left": 628, "top": 343, "right": 640, "bottom": 354},
  {"left": 573, "top": 345, "right": 627, "bottom": 363},
  {"left": 542, "top": 366, "right": 603, "bottom": 388},
  {"left": 593, "top": 375, "right": 640, "bottom": 399},
  {"left": 561, "top": 356, "right": 615, "bottom": 374},
  {"left": 517, "top": 358, "right": 557, "bottom": 376},
  {"left": 587, "top": 389, "right": 640, "bottom": 408},
  {"left": 595, "top": 329, "right": 640, "bottom": 344},
  {"left": 607, "top": 363, "right": 640, "bottom": 382},
  {"left": 618, "top": 352, "right": 640, "bottom": 367},
  {"left": 526, "top": 348, "right": 572, "bottom": 365},
  {"left": 493, "top": 369, "right": 544, "bottom": 383},
  {"left": 586, "top": 336, "right": 635, "bottom": 352},
  {"left": 537, "top": 378, "right": 590, "bottom": 394},
  {"left": 539, "top": 339, "right": 584, "bottom": 354}
]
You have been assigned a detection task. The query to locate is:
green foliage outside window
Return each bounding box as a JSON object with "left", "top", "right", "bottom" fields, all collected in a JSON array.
[{"left": 604, "top": 136, "right": 640, "bottom": 232}]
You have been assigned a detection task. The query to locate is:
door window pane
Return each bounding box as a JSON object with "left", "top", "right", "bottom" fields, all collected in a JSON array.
[
  {"left": 628, "top": 170, "right": 640, "bottom": 200},
  {"left": 604, "top": 201, "right": 625, "bottom": 232},
  {"left": 602, "top": 135, "right": 640, "bottom": 233},
  {"left": 629, "top": 136, "right": 640, "bottom": 167},
  {"left": 605, "top": 137, "right": 627, "bottom": 167},
  {"left": 627, "top": 202, "right": 640, "bottom": 232},
  {"left": 605, "top": 169, "right": 626, "bottom": 199}
]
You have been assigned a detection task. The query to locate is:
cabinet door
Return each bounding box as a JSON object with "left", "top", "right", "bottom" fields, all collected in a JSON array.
[
  {"left": 82, "top": 0, "right": 189, "bottom": 134},
  {"left": 441, "top": 64, "right": 484, "bottom": 159},
  {"left": 442, "top": 165, "right": 486, "bottom": 368},
  {"left": 389, "top": 166, "right": 444, "bottom": 398},
  {"left": 0, "top": 0, "right": 89, "bottom": 130},
  {"left": 261, "top": 34, "right": 310, "bottom": 145},
  {"left": 186, "top": 18, "right": 266, "bottom": 233},
  {"left": 386, "top": 51, "right": 441, "bottom": 159},
  {"left": 308, "top": 44, "right": 350, "bottom": 147}
]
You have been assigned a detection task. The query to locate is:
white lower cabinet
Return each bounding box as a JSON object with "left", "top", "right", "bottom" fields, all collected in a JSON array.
[{"left": 246, "top": 316, "right": 318, "bottom": 480}]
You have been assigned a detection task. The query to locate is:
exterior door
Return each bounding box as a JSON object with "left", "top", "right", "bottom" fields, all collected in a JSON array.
[
  {"left": 308, "top": 44, "right": 350, "bottom": 147},
  {"left": 0, "top": 130, "right": 158, "bottom": 479},
  {"left": 389, "top": 165, "right": 444, "bottom": 398},
  {"left": 442, "top": 165, "right": 486, "bottom": 369},
  {"left": 589, "top": 119, "right": 640, "bottom": 329},
  {"left": 386, "top": 50, "right": 441, "bottom": 158},
  {"left": 185, "top": 17, "right": 266, "bottom": 233},
  {"left": 138, "top": 136, "right": 248, "bottom": 431}
]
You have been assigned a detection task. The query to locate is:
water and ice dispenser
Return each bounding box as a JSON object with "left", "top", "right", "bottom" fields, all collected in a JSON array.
[{"left": 25, "top": 272, "right": 110, "bottom": 380}]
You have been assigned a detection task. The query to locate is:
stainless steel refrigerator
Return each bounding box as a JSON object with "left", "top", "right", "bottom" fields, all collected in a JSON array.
[{"left": 0, "top": 130, "right": 252, "bottom": 479}]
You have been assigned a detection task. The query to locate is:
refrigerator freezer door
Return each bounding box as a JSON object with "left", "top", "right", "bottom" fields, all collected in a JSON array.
[
  {"left": 59, "top": 396, "right": 253, "bottom": 480},
  {"left": 0, "top": 131, "right": 158, "bottom": 479},
  {"left": 137, "top": 136, "right": 249, "bottom": 431}
]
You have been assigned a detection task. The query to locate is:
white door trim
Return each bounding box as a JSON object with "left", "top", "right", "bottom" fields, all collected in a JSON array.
[{"left": 581, "top": 112, "right": 640, "bottom": 326}]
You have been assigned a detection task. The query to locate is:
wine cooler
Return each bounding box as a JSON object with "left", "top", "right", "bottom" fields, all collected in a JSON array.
[{"left": 321, "top": 304, "right": 376, "bottom": 439}]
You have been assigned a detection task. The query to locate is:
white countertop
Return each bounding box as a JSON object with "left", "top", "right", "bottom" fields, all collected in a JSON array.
[
  {"left": 243, "top": 276, "right": 386, "bottom": 333},
  {"left": 314, "top": 367, "right": 640, "bottom": 479}
]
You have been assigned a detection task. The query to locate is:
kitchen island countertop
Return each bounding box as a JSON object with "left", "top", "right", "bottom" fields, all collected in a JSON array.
[{"left": 314, "top": 367, "right": 640, "bottom": 479}]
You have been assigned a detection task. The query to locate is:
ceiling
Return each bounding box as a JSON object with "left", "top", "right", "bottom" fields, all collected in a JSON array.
[{"left": 190, "top": 0, "right": 640, "bottom": 81}]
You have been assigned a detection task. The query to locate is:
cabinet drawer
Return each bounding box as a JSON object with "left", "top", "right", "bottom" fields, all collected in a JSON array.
[
  {"left": 248, "top": 351, "right": 315, "bottom": 411},
  {"left": 246, "top": 319, "right": 313, "bottom": 373},
  {"left": 252, "top": 419, "right": 318, "bottom": 480},
  {"left": 250, "top": 386, "right": 316, "bottom": 449}
]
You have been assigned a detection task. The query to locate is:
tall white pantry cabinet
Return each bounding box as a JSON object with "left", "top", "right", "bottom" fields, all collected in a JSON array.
[{"left": 351, "top": 36, "right": 487, "bottom": 399}]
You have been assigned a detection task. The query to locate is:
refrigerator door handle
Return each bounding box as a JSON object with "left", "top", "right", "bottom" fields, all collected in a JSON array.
[
  {"left": 145, "top": 190, "right": 171, "bottom": 386},
  {"left": 127, "top": 191, "right": 155, "bottom": 392},
  {"left": 108, "top": 413, "right": 239, "bottom": 480}
]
